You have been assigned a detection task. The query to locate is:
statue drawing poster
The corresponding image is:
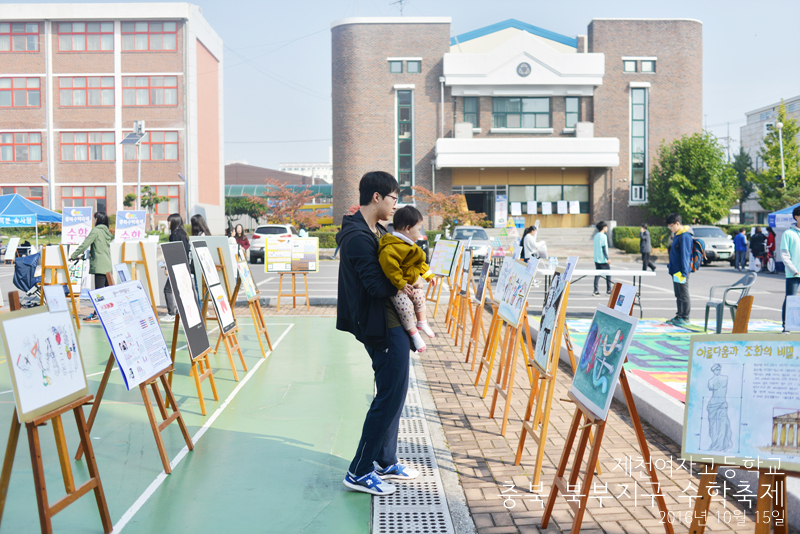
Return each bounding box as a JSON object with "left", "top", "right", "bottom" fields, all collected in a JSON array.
[
  {"left": 532, "top": 257, "right": 578, "bottom": 373},
  {"left": 682, "top": 334, "right": 800, "bottom": 472},
  {"left": 569, "top": 305, "right": 638, "bottom": 421}
]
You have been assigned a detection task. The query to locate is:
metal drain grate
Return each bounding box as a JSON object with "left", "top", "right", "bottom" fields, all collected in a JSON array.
[{"left": 373, "top": 360, "right": 456, "bottom": 534}]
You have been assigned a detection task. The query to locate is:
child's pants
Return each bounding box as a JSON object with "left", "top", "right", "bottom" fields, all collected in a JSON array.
[{"left": 389, "top": 287, "right": 426, "bottom": 331}]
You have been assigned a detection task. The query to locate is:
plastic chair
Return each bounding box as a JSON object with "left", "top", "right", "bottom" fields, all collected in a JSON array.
[{"left": 704, "top": 272, "right": 757, "bottom": 333}]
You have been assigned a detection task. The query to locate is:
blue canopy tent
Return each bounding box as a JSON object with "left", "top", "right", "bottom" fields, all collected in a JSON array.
[
  {"left": 768, "top": 202, "right": 800, "bottom": 229},
  {"left": 0, "top": 194, "right": 62, "bottom": 246}
]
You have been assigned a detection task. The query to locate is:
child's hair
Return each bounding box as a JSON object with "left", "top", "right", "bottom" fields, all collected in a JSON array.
[{"left": 393, "top": 205, "right": 423, "bottom": 231}]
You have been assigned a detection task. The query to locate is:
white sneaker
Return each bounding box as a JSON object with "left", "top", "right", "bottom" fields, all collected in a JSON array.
[{"left": 161, "top": 314, "right": 176, "bottom": 323}]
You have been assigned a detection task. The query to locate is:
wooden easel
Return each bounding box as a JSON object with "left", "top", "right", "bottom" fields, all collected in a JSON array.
[
  {"left": 541, "top": 284, "right": 672, "bottom": 534},
  {"left": 207, "top": 248, "right": 233, "bottom": 354},
  {"left": 120, "top": 240, "right": 159, "bottom": 318},
  {"left": 276, "top": 273, "right": 309, "bottom": 311},
  {"left": 425, "top": 275, "right": 446, "bottom": 317},
  {"left": 444, "top": 250, "right": 464, "bottom": 328},
  {"left": 167, "top": 315, "right": 219, "bottom": 416},
  {"left": 465, "top": 274, "right": 493, "bottom": 364},
  {"left": 40, "top": 245, "right": 81, "bottom": 331},
  {"left": 227, "top": 256, "right": 273, "bottom": 358},
  {"left": 0, "top": 294, "right": 111, "bottom": 534},
  {"left": 200, "top": 277, "right": 248, "bottom": 381}
]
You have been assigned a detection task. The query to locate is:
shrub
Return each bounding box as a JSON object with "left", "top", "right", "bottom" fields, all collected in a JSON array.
[
  {"left": 426, "top": 230, "right": 443, "bottom": 244},
  {"left": 612, "top": 226, "right": 671, "bottom": 250},
  {"left": 309, "top": 231, "right": 337, "bottom": 248},
  {"left": 619, "top": 237, "right": 641, "bottom": 254}
]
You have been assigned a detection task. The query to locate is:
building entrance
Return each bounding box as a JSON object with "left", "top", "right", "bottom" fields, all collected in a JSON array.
[{"left": 464, "top": 191, "right": 494, "bottom": 224}]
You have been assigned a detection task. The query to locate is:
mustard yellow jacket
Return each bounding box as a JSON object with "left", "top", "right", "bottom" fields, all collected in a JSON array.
[{"left": 378, "top": 234, "right": 434, "bottom": 290}]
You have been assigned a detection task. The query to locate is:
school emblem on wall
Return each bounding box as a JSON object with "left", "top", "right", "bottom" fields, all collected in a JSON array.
[{"left": 516, "top": 62, "right": 531, "bottom": 77}]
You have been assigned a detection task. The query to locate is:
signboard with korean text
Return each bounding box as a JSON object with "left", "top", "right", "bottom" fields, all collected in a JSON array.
[
  {"left": 494, "top": 195, "right": 508, "bottom": 228},
  {"left": 115, "top": 210, "right": 146, "bottom": 241},
  {"left": 428, "top": 239, "right": 461, "bottom": 278},
  {"left": 265, "top": 237, "right": 319, "bottom": 273},
  {"left": 61, "top": 206, "right": 92, "bottom": 245},
  {"left": 682, "top": 334, "right": 800, "bottom": 472},
  {"left": 0, "top": 214, "right": 36, "bottom": 227}
]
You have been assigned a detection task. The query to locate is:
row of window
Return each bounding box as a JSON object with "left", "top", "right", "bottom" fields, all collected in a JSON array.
[
  {"left": 0, "top": 132, "right": 180, "bottom": 162},
  {"left": 389, "top": 60, "right": 421, "bottom": 74},
  {"left": 623, "top": 60, "right": 656, "bottom": 73},
  {"left": 3, "top": 185, "right": 180, "bottom": 214},
  {"left": 463, "top": 96, "right": 581, "bottom": 130},
  {"left": 0, "top": 21, "right": 179, "bottom": 52},
  {"left": 0, "top": 76, "right": 180, "bottom": 108},
  {"left": 508, "top": 185, "right": 591, "bottom": 214}
]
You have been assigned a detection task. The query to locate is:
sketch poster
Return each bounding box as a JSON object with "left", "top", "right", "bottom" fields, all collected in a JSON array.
[
  {"left": 173, "top": 263, "right": 201, "bottom": 328},
  {"left": 570, "top": 305, "right": 639, "bottom": 421},
  {"left": 682, "top": 334, "right": 800, "bottom": 472},
  {"left": 194, "top": 243, "right": 220, "bottom": 286},
  {"left": 210, "top": 284, "right": 235, "bottom": 333},
  {"left": 533, "top": 257, "right": 578, "bottom": 373},
  {"left": 496, "top": 258, "right": 538, "bottom": 328},
  {"left": 428, "top": 239, "right": 461, "bottom": 278},
  {"left": 474, "top": 260, "right": 491, "bottom": 304},
  {"left": 0, "top": 307, "right": 88, "bottom": 423},
  {"left": 459, "top": 250, "right": 472, "bottom": 295}
]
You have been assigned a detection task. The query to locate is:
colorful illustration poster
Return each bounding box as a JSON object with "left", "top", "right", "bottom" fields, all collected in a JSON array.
[
  {"left": 237, "top": 259, "right": 258, "bottom": 300},
  {"left": 210, "top": 284, "right": 235, "bottom": 332},
  {"left": 114, "top": 210, "right": 146, "bottom": 242},
  {"left": 429, "top": 239, "right": 460, "bottom": 278},
  {"left": 459, "top": 250, "right": 472, "bottom": 295},
  {"left": 570, "top": 305, "right": 639, "bottom": 420},
  {"left": 89, "top": 281, "right": 172, "bottom": 390},
  {"left": 0, "top": 308, "right": 88, "bottom": 423},
  {"left": 265, "top": 237, "right": 319, "bottom": 273},
  {"left": 682, "top": 334, "right": 800, "bottom": 472},
  {"left": 496, "top": 258, "right": 538, "bottom": 328},
  {"left": 533, "top": 257, "right": 578, "bottom": 373},
  {"left": 474, "top": 260, "right": 491, "bottom": 304},
  {"left": 61, "top": 206, "right": 92, "bottom": 245}
]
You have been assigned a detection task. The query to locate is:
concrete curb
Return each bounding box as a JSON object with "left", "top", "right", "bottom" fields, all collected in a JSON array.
[{"left": 258, "top": 296, "right": 337, "bottom": 307}]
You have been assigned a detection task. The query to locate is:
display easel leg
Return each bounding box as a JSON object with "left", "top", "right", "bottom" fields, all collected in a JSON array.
[
  {"left": 474, "top": 308, "right": 501, "bottom": 392},
  {"left": 190, "top": 353, "right": 220, "bottom": 417},
  {"left": 72, "top": 406, "right": 112, "bottom": 534},
  {"left": 139, "top": 371, "right": 194, "bottom": 474},
  {"left": 28, "top": 421, "right": 53, "bottom": 533},
  {"left": 277, "top": 274, "right": 284, "bottom": 312},
  {"left": 292, "top": 274, "right": 296, "bottom": 309},
  {"left": 249, "top": 300, "right": 272, "bottom": 357},
  {"left": 303, "top": 273, "right": 310, "bottom": 310},
  {"left": 483, "top": 325, "right": 511, "bottom": 400},
  {"left": 0, "top": 410, "right": 21, "bottom": 525},
  {"left": 220, "top": 330, "right": 248, "bottom": 381},
  {"left": 75, "top": 354, "right": 115, "bottom": 460}
]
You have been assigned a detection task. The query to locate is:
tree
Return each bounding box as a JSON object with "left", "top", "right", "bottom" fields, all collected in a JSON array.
[
  {"left": 732, "top": 147, "right": 755, "bottom": 221},
  {"left": 411, "top": 186, "right": 489, "bottom": 229},
  {"left": 247, "top": 179, "right": 321, "bottom": 229},
  {"left": 646, "top": 132, "right": 738, "bottom": 224},
  {"left": 123, "top": 186, "right": 169, "bottom": 231},
  {"left": 225, "top": 196, "right": 268, "bottom": 228},
  {"left": 749, "top": 101, "right": 800, "bottom": 213}
]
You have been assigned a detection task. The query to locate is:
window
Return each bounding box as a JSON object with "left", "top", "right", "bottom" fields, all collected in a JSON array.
[
  {"left": 122, "top": 76, "right": 178, "bottom": 106},
  {"left": 121, "top": 21, "right": 177, "bottom": 51},
  {"left": 59, "top": 77, "right": 114, "bottom": 106},
  {"left": 58, "top": 22, "right": 113, "bottom": 51},
  {"left": 631, "top": 88, "right": 647, "bottom": 202},
  {"left": 2, "top": 186, "right": 43, "bottom": 205},
  {"left": 62, "top": 186, "right": 106, "bottom": 212},
  {"left": 60, "top": 132, "right": 115, "bottom": 161},
  {"left": 464, "top": 97, "right": 479, "bottom": 128},
  {"left": 0, "top": 133, "right": 42, "bottom": 162},
  {"left": 623, "top": 60, "right": 637, "bottom": 72},
  {"left": 565, "top": 97, "right": 580, "bottom": 129},
  {"left": 154, "top": 185, "right": 180, "bottom": 214},
  {"left": 492, "top": 97, "right": 550, "bottom": 129},
  {"left": 123, "top": 131, "right": 179, "bottom": 161},
  {"left": 0, "top": 78, "right": 40, "bottom": 107},
  {"left": 508, "top": 185, "right": 589, "bottom": 214},
  {"left": 389, "top": 61, "right": 402, "bottom": 73},
  {"left": 407, "top": 61, "right": 420, "bottom": 73},
  {"left": 396, "top": 90, "right": 413, "bottom": 202},
  {"left": 640, "top": 60, "right": 656, "bottom": 73},
  {"left": 0, "top": 23, "right": 39, "bottom": 52}
]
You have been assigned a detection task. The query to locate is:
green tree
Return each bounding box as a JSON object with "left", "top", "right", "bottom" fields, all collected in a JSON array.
[
  {"left": 749, "top": 101, "right": 800, "bottom": 212},
  {"left": 732, "top": 147, "right": 755, "bottom": 221},
  {"left": 225, "top": 196, "right": 268, "bottom": 228},
  {"left": 123, "top": 186, "right": 168, "bottom": 231},
  {"left": 646, "top": 132, "right": 738, "bottom": 224}
]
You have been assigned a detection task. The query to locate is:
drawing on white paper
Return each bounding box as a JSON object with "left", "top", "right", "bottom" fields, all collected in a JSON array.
[
  {"left": 195, "top": 246, "right": 220, "bottom": 286},
  {"left": 173, "top": 263, "right": 201, "bottom": 328}
]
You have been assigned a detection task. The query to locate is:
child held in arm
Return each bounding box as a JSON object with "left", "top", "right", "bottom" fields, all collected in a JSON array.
[{"left": 378, "top": 206, "right": 437, "bottom": 351}]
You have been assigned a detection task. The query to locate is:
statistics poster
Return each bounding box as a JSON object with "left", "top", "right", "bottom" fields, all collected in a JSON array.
[
  {"left": 429, "top": 239, "right": 461, "bottom": 278},
  {"left": 265, "top": 237, "right": 319, "bottom": 273}
]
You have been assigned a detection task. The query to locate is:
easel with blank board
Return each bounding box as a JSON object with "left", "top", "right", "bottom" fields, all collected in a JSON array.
[
  {"left": 453, "top": 251, "right": 476, "bottom": 348},
  {"left": 444, "top": 248, "right": 464, "bottom": 330},
  {"left": 119, "top": 240, "right": 159, "bottom": 317},
  {"left": 40, "top": 245, "right": 81, "bottom": 331},
  {"left": 276, "top": 272, "right": 310, "bottom": 311}
]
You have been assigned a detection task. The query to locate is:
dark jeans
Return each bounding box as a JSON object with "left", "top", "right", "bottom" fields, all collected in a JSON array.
[
  {"left": 673, "top": 277, "right": 691, "bottom": 320},
  {"left": 735, "top": 250, "right": 747, "bottom": 270},
  {"left": 164, "top": 279, "right": 177, "bottom": 315},
  {"left": 641, "top": 253, "right": 656, "bottom": 271},
  {"left": 348, "top": 327, "right": 410, "bottom": 477},
  {"left": 594, "top": 262, "right": 611, "bottom": 293},
  {"left": 782, "top": 277, "right": 800, "bottom": 330},
  {"left": 94, "top": 273, "right": 109, "bottom": 289}
]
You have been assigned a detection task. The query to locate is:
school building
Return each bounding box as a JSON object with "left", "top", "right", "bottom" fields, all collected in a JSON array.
[
  {"left": 0, "top": 3, "right": 225, "bottom": 230},
  {"left": 331, "top": 17, "right": 702, "bottom": 227}
]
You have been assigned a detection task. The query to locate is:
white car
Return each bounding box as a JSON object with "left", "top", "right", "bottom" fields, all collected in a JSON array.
[{"left": 249, "top": 224, "right": 298, "bottom": 263}]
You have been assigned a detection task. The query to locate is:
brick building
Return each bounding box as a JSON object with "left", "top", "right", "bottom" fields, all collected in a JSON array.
[
  {"left": 0, "top": 3, "right": 225, "bottom": 230},
  {"left": 331, "top": 18, "right": 702, "bottom": 227}
]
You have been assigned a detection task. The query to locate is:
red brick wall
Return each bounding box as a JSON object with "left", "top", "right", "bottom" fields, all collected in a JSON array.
[
  {"left": 195, "top": 39, "right": 219, "bottom": 206},
  {"left": 0, "top": 22, "right": 45, "bottom": 73}
]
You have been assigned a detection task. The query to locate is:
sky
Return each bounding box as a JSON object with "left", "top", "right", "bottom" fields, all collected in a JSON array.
[{"left": 13, "top": 0, "right": 800, "bottom": 169}]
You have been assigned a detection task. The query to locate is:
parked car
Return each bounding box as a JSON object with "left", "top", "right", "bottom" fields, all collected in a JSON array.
[
  {"left": 691, "top": 225, "right": 735, "bottom": 265},
  {"left": 451, "top": 226, "right": 492, "bottom": 265},
  {"left": 387, "top": 223, "right": 430, "bottom": 262},
  {"left": 249, "top": 224, "right": 298, "bottom": 264}
]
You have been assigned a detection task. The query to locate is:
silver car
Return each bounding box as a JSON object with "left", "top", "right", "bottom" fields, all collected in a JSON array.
[
  {"left": 452, "top": 226, "right": 492, "bottom": 265},
  {"left": 692, "top": 225, "right": 734, "bottom": 264}
]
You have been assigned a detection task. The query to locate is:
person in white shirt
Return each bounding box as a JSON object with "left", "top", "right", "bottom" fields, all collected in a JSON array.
[{"left": 521, "top": 226, "right": 543, "bottom": 262}]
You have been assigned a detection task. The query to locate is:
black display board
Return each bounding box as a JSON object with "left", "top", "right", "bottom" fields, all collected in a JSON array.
[
  {"left": 161, "top": 242, "right": 210, "bottom": 359},
  {"left": 192, "top": 240, "right": 236, "bottom": 335}
]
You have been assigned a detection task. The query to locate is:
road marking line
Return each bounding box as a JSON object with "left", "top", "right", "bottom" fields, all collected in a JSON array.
[
  {"left": 639, "top": 282, "right": 781, "bottom": 312},
  {"left": 256, "top": 276, "right": 276, "bottom": 287},
  {"left": 112, "top": 323, "right": 294, "bottom": 533}
]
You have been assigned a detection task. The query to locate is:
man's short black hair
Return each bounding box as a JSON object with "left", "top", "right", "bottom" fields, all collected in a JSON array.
[
  {"left": 393, "top": 205, "right": 423, "bottom": 231},
  {"left": 666, "top": 213, "right": 682, "bottom": 225},
  {"left": 596, "top": 221, "right": 607, "bottom": 231},
  {"left": 641, "top": 223, "right": 648, "bottom": 229},
  {"left": 793, "top": 205, "right": 800, "bottom": 218},
  {"left": 94, "top": 211, "right": 109, "bottom": 227},
  {"left": 359, "top": 171, "right": 400, "bottom": 206},
  {"left": 739, "top": 227, "right": 746, "bottom": 233}
]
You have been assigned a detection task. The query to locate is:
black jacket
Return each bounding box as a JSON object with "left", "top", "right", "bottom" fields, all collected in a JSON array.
[
  {"left": 749, "top": 232, "right": 767, "bottom": 256},
  {"left": 640, "top": 230, "right": 652, "bottom": 254},
  {"left": 335, "top": 211, "right": 398, "bottom": 350}
]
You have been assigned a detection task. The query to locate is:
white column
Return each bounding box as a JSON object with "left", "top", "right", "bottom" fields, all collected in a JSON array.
[
  {"left": 45, "top": 20, "right": 55, "bottom": 211},
  {"left": 114, "top": 20, "right": 123, "bottom": 211}
]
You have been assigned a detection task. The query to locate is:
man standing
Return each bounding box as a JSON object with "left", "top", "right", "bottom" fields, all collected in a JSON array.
[
  {"left": 666, "top": 213, "right": 693, "bottom": 327},
  {"left": 336, "top": 171, "right": 419, "bottom": 496},
  {"left": 639, "top": 223, "right": 657, "bottom": 272},
  {"left": 733, "top": 228, "right": 748, "bottom": 271},
  {"left": 780, "top": 206, "right": 800, "bottom": 331},
  {"left": 750, "top": 227, "right": 768, "bottom": 270},
  {"left": 592, "top": 221, "right": 612, "bottom": 296}
]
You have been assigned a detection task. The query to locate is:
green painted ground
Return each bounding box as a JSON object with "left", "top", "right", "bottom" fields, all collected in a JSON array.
[{"left": 0, "top": 316, "right": 373, "bottom": 534}]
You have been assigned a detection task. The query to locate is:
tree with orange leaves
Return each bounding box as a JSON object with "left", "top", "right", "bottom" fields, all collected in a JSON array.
[
  {"left": 412, "top": 186, "right": 489, "bottom": 229},
  {"left": 247, "top": 179, "right": 322, "bottom": 229}
]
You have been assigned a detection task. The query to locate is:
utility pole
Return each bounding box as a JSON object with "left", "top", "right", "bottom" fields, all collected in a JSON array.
[{"left": 727, "top": 122, "right": 731, "bottom": 162}]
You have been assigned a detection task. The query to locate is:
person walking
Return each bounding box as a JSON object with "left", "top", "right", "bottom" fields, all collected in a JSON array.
[
  {"left": 162, "top": 213, "right": 194, "bottom": 322},
  {"left": 298, "top": 224, "right": 309, "bottom": 238},
  {"left": 666, "top": 213, "right": 693, "bottom": 326},
  {"left": 639, "top": 223, "right": 657, "bottom": 272},
  {"left": 733, "top": 228, "right": 748, "bottom": 271},
  {"left": 190, "top": 214, "right": 211, "bottom": 236},
  {"left": 69, "top": 211, "right": 113, "bottom": 322},
  {"left": 781, "top": 206, "right": 800, "bottom": 331},
  {"left": 592, "top": 221, "right": 612, "bottom": 296},
  {"left": 336, "top": 171, "right": 420, "bottom": 496},
  {"left": 234, "top": 224, "right": 250, "bottom": 261}
]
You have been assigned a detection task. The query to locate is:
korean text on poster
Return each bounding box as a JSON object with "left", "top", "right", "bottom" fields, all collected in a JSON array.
[
  {"left": 61, "top": 206, "right": 93, "bottom": 245},
  {"left": 115, "top": 210, "right": 146, "bottom": 242}
]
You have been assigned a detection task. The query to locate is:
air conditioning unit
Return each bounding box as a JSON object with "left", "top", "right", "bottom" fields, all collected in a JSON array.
[{"left": 454, "top": 122, "right": 473, "bottom": 139}]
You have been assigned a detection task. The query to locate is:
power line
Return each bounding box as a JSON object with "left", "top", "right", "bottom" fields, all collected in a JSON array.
[
  {"left": 227, "top": 28, "right": 328, "bottom": 51},
  {"left": 225, "top": 138, "right": 332, "bottom": 144}
]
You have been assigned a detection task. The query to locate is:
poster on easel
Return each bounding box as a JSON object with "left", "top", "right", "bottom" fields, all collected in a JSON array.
[
  {"left": 61, "top": 206, "right": 92, "bottom": 245},
  {"left": 161, "top": 242, "right": 209, "bottom": 359},
  {"left": 533, "top": 256, "right": 578, "bottom": 373},
  {"left": 114, "top": 210, "right": 146, "bottom": 242},
  {"left": 459, "top": 250, "right": 472, "bottom": 295},
  {"left": 265, "top": 237, "right": 319, "bottom": 273},
  {"left": 4, "top": 236, "right": 20, "bottom": 263},
  {"left": 109, "top": 240, "right": 161, "bottom": 305},
  {"left": 474, "top": 260, "right": 491, "bottom": 303},
  {"left": 612, "top": 283, "right": 637, "bottom": 315},
  {"left": 429, "top": 239, "right": 461, "bottom": 278},
  {"left": 237, "top": 257, "right": 258, "bottom": 300},
  {"left": 0, "top": 306, "right": 88, "bottom": 423},
  {"left": 570, "top": 305, "right": 639, "bottom": 420},
  {"left": 495, "top": 257, "right": 539, "bottom": 328},
  {"left": 89, "top": 281, "right": 172, "bottom": 390},
  {"left": 682, "top": 334, "right": 800, "bottom": 472},
  {"left": 189, "top": 236, "right": 238, "bottom": 295},
  {"left": 193, "top": 240, "right": 236, "bottom": 334}
]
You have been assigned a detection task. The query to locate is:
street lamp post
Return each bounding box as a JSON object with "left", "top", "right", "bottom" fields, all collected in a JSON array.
[{"left": 777, "top": 122, "right": 786, "bottom": 189}]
